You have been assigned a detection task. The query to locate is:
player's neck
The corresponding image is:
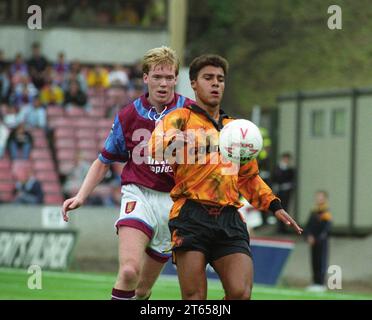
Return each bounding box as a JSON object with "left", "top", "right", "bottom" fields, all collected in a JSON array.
[
  {"left": 147, "top": 95, "right": 172, "bottom": 113},
  {"left": 197, "top": 101, "right": 220, "bottom": 122}
]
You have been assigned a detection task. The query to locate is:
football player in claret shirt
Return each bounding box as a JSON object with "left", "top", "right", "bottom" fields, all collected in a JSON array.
[
  {"left": 150, "top": 54, "right": 303, "bottom": 300},
  {"left": 62, "top": 47, "right": 194, "bottom": 300}
]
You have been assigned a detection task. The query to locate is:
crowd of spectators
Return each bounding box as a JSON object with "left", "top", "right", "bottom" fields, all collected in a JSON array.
[{"left": 0, "top": 41, "right": 145, "bottom": 206}]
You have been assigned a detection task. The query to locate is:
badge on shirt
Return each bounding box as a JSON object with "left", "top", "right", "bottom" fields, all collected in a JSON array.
[{"left": 125, "top": 201, "right": 137, "bottom": 214}]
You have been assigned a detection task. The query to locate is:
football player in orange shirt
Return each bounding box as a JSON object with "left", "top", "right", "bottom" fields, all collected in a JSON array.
[{"left": 150, "top": 54, "right": 302, "bottom": 300}]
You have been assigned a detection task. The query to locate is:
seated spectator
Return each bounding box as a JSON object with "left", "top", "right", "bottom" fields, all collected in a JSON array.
[
  {"left": 2, "top": 104, "right": 19, "bottom": 129},
  {"left": 105, "top": 85, "right": 129, "bottom": 117},
  {"left": 70, "top": 0, "right": 96, "bottom": 26},
  {"left": 128, "top": 80, "right": 145, "bottom": 101},
  {"left": 63, "top": 152, "right": 90, "bottom": 199},
  {"left": 109, "top": 64, "right": 129, "bottom": 87},
  {"left": 40, "top": 78, "right": 64, "bottom": 105},
  {"left": 63, "top": 80, "right": 88, "bottom": 110},
  {"left": 115, "top": 2, "right": 140, "bottom": 26},
  {"left": 0, "top": 114, "right": 9, "bottom": 158},
  {"left": 7, "top": 123, "right": 33, "bottom": 160},
  {"left": 27, "top": 42, "right": 48, "bottom": 89},
  {"left": 17, "top": 96, "right": 47, "bottom": 129},
  {"left": 10, "top": 53, "right": 29, "bottom": 84},
  {"left": 96, "top": 3, "right": 112, "bottom": 25},
  {"left": 63, "top": 152, "right": 119, "bottom": 206},
  {"left": 0, "top": 49, "right": 6, "bottom": 72},
  {"left": 44, "top": 0, "right": 69, "bottom": 23},
  {"left": 12, "top": 161, "right": 44, "bottom": 204},
  {"left": 86, "top": 65, "right": 110, "bottom": 89},
  {"left": 0, "top": 63, "right": 10, "bottom": 103},
  {"left": 96, "top": 164, "right": 121, "bottom": 206},
  {"left": 129, "top": 59, "right": 143, "bottom": 86},
  {"left": 142, "top": 0, "right": 166, "bottom": 27},
  {"left": 10, "top": 75, "right": 38, "bottom": 106},
  {"left": 53, "top": 52, "right": 69, "bottom": 85},
  {"left": 63, "top": 59, "right": 87, "bottom": 93}
]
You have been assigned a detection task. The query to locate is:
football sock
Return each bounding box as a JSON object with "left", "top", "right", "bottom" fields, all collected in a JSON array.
[{"left": 111, "top": 288, "right": 136, "bottom": 300}]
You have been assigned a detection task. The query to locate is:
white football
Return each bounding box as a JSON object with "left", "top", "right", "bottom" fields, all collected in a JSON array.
[{"left": 219, "top": 119, "right": 263, "bottom": 164}]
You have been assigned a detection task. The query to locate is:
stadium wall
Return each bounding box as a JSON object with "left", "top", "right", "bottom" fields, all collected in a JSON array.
[
  {"left": 1, "top": 204, "right": 372, "bottom": 287},
  {"left": 0, "top": 25, "right": 168, "bottom": 64}
]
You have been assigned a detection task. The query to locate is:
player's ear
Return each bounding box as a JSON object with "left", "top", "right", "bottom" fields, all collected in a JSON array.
[
  {"left": 143, "top": 73, "right": 149, "bottom": 84},
  {"left": 190, "top": 79, "right": 196, "bottom": 89}
]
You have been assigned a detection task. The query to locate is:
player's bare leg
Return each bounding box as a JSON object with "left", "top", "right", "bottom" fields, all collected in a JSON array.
[
  {"left": 114, "top": 227, "right": 149, "bottom": 294},
  {"left": 175, "top": 251, "right": 208, "bottom": 300},
  {"left": 212, "top": 253, "right": 253, "bottom": 300},
  {"left": 135, "top": 254, "right": 166, "bottom": 299}
]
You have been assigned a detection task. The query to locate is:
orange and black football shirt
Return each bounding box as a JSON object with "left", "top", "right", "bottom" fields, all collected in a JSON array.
[{"left": 149, "top": 104, "right": 281, "bottom": 220}]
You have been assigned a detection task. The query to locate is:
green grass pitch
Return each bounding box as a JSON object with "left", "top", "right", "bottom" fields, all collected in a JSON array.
[{"left": 1, "top": 268, "right": 371, "bottom": 300}]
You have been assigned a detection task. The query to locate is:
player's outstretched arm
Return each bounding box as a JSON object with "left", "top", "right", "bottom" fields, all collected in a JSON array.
[
  {"left": 62, "top": 159, "right": 110, "bottom": 222},
  {"left": 274, "top": 209, "right": 303, "bottom": 234}
]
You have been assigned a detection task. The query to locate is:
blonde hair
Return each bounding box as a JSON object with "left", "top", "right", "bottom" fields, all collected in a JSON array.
[{"left": 142, "top": 46, "right": 179, "bottom": 76}]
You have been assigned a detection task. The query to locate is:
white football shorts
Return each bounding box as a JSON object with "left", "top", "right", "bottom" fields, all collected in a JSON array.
[{"left": 115, "top": 184, "right": 173, "bottom": 263}]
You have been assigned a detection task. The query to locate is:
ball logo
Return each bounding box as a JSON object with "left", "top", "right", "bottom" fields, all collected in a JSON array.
[
  {"left": 224, "top": 143, "right": 258, "bottom": 157},
  {"left": 240, "top": 127, "right": 248, "bottom": 139}
]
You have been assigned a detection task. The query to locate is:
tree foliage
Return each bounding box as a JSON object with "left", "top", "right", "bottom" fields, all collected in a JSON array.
[{"left": 186, "top": 0, "right": 372, "bottom": 115}]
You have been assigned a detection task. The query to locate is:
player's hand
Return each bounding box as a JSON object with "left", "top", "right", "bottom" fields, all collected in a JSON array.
[
  {"left": 274, "top": 209, "right": 303, "bottom": 235},
  {"left": 62, "top": 196, "right": 84, "bottom": 222}
]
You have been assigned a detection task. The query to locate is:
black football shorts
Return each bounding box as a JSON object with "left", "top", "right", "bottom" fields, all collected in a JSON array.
[{"left": 169, "top": 199, "right": 252, "bottom": 264}]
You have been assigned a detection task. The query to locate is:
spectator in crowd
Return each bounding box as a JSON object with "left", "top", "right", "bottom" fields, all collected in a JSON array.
[
  {"left": 1, "top": 104, "right": 19, "bottom": 129},
  {"left": 115, "top": 1, "right": 140, "bottom": 26},
  {"left": 53, "top": 52, "right": 70, "bottom": 85},
  {"left": 63, "top": 60, "right": 87, "bottom": 93},
  {"left": 70, "top": 0, "right": 96, "bottom": 26},
  {"left": 28, "top": 42, "right": 48, "bottom": 89},
  {"left": 10, "top": 53, "right": 29, "bottom": 84},
  {"left": 0, "top": 52, "right": 10, "bottom": 103},
  {"left": 87, "top": 65, "right": 110, "bottom": 89},
  {"left": 142, "top": 0, "right": 166, "bottom": 27},
  {"left": 44, "top": 0, "right": 69, "bottom": 24},
  {"left": 39, "top": 78, "right": 64, "bottom": 105},
  {"left": 108, "top": 64, "right": 129, "bottom": 87},
  {"left": 105, "top": 85, "right": 129, "bottom": 117},
  {"left": 62, "top": 151, "right": 120, "bottom": 206},
  {"left": 129, "top": 59, "right": 144, "bottom": 84},
  {"left": 62, "top": 152, "right": 92, "bottom": 200},
  {"left": 92, "top": 164, "right": 122, "bottom": 206},
  {"left": 0, "top": 49, "right": 6, "bottom": 71},
  {"left": 63, "top": 80, "right": 88, "bottom": 110},
  {"left": 0, "top": 114, "right": 9, "bottom": 158},
  {"left": 12, "top": 161, "right": 44, "bottom": 204},
  {"left": 128, "top": 81, "right": 144, "bottom": 101},
  {"left": 272, "top": 152, "right": 296, "bottom": 234},
  {"left": 10, "top": 75, "right": 38, "bottom": 107},
  {"left": 304, "top": 190, "right": 332, "bottom": 292},
  {"left": 7, "top": 123, "right": 33, "bottom": 160},
  {"left": 17, "top": 95, "right": 47, "bottom": 130},
  {"left": 96, "top": 2, "right": 112, "bottom": 25}
]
